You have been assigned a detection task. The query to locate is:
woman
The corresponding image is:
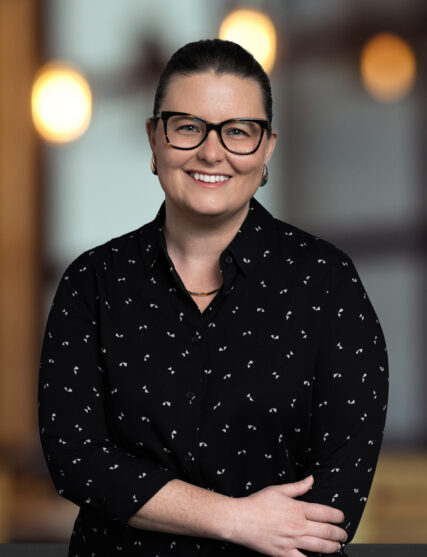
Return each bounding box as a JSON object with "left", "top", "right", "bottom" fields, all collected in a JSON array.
[{"left": 38, "top": 39, "right": 389, "bottom": 557}]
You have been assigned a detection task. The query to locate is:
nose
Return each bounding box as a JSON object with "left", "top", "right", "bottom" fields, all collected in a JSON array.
[{"left": 196, "top": 129, "right": 225, "bottom": 163}]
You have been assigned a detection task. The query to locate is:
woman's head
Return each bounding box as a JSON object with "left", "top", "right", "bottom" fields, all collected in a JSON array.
[
  {"left": 146, "top": 39, "right": 277, "bottom": 223},
  {"left": 153, "top": 38, "right": 273, "bottom": 131}
]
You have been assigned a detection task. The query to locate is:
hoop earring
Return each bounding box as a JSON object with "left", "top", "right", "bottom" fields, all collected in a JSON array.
[
  {"left": 150, "top": 154, "right": 158, "bottom": 175},
  {"left": 260, "top": 164, "right": 268, "bottom": 187}
]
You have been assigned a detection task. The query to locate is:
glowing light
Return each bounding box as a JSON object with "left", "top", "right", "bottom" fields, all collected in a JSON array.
[
  {"left": 360, "top": 33, "right": 416, "bottom": 102},
  {"left": 31, "top": 61, "right": 92, "bottom": 143},
  {"left": 219, "top": 8, "right": 277, "bottom": 74}
]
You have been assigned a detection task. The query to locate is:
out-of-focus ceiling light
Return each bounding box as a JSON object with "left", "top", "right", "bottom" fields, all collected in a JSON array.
[
  {"left": 219, "top": 8, "right": 277, "bottom": 74},
  {"left": 360, "top": 32, "right": 416, "bottom": 102},
  {"left": 31, "top": 61, "right": 92, "bottom": 143}
]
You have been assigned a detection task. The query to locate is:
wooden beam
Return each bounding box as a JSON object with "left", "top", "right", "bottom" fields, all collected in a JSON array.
[{"left": 0, "top": 0, "right": 42, "bottom": 455}]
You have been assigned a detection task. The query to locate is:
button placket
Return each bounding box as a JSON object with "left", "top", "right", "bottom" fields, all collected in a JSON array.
[{"left": 183, "top": 329, "right": 205, "bottom": 473}]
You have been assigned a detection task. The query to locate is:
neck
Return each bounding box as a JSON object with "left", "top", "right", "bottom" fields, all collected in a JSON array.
[{"left": 162, "top": 197, "right": 250, "bottom": 266}]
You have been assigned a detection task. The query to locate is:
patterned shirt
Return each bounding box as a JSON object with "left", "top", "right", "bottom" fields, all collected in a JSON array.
[{"left": 37, "top": 195, "right": 389, "bottom": 557}]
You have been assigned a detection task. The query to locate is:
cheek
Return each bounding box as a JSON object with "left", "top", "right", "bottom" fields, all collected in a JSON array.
[
  {"left": 232, "top": 155, "right": 264, "bottom": 176},
  {"left": 157, "top": 148, "right": 188, "bottom": 170},
  {"left": 153, "top": 127, "right": 184, "bottom": 169},
  {"left": 230, "top": 140, "right": 268, "bottom": 175}
]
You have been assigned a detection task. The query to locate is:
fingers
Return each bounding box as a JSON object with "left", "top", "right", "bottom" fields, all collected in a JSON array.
[
  {"left": 288, "top": 549, "right": 310, "bottom": 557},
  {"left": 297, "top": 535, "right": 344, "bottom": 555},
  {"left": 305, "top": 519, "right": 348, "bottom": 544},
  {"left": 302, "top": 501, "right": 345, "bottom": 524},
  {"left": 284, "top": 476, "right": 314, "bottom": 495}
]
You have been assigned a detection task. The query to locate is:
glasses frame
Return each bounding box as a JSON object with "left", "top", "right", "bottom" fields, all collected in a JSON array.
[{"left": 151, "top": 111, "right": 271, "bottom": 155}]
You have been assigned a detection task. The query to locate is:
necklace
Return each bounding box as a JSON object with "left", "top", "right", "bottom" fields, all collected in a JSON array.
[
  {"left": 186, "top": 286, "right": 222, "bottom": 296},
  {"left": 162, "top": 224, "right": 223, "bottom": 297}
]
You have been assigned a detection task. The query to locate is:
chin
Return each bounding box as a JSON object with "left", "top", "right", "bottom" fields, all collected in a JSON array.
[
  {"left": 190, "top": 201, "right": 230, "bottom": 216},
  {"left": 166, "top": 189, "right": 251, "bottom": 219}
]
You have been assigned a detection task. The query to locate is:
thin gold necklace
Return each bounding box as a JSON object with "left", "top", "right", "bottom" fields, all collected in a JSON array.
[
  {"left": 187, "top": 286, "right": 222, "bottom": 296},
  {"left": 162, "top": 224, "right": 223, "bottom": 296}
]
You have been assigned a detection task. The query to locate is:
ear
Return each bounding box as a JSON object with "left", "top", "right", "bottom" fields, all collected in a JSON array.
[
  {"left": 145, "top": 117, "right": 157, "bottom": 151},
  {"left": 264, "top": 128, "right": 278, "bottom": 165}
]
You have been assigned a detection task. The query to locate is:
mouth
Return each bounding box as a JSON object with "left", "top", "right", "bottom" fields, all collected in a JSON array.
[{"left": 186, "top": 170, "right": 231, "bottom": 186}]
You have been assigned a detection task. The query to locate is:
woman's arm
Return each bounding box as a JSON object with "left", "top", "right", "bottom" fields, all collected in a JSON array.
[
  {"left": 294, "top": 254, "right": 389, "bottom": 556},
  {"left": 127, "top": 478, "right": 236, "bottom": 540},
  {"left": 38, "top": 251, "right": 187, "bottom": 527}
]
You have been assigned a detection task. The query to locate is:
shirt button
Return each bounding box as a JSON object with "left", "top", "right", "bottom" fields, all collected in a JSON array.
[
  {"left": 184, "top": 453, "right": 192, "bottom": 462},
  {"left": 191, "top": 335, "right": 200, "bottom": 343},
  {"left": 225, "top": 255, "right": 233, "bottom": 264},
  {"left": 186, "top": 391, "right": 195, "bottom": 399}
]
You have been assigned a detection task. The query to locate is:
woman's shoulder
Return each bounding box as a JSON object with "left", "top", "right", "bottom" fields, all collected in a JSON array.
[
  {"left": 65, "top": 223, "right": 148, "bottom": 272},
  {"left": 271, "top": 214, "right": 354, "bottom": 271}
]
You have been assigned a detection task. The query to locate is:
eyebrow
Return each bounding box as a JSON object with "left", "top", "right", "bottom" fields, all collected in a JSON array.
[{"left": 170, "top": 113, "right": 265, "bottom": 123}]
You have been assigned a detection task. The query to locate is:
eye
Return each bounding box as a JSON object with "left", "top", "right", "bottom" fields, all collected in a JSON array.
[
  {"left": 223, "top": 120, "right": 259, "bottom": 139},
  {"left": 178, "top": 124, "right": 200, "bottom": 133},
  {"left": 226, "top": 127, "right": 249, "bottom": 137},
  {"left": 168, "top": 115, "right": 203, "bottom": 135}
]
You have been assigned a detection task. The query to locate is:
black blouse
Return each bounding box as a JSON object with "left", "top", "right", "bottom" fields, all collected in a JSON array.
[{"left": 37, "top": 196, "right": 389, "bottom": 557}]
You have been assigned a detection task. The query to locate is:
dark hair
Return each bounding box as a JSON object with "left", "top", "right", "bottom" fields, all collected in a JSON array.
[{"left": 152, "top": 39, "right": 273, "bottom": 133}]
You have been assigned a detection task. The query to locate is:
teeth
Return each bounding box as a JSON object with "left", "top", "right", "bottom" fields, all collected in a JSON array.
[{"left": 190, "top": 172, "right": 229, "bottom": 183}]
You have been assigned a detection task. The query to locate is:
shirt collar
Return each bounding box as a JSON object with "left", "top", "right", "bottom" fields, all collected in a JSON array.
[{"left": 139, "top": 196, "right": 275, "bottom": 279}]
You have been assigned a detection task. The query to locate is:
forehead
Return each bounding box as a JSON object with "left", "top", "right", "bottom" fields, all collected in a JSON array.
[{"left": 160, "top": 71, "right": 266, "bottom": 121}]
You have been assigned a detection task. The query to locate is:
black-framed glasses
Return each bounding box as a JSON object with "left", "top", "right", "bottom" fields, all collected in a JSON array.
[{"left": 151, "top": 111, "right": 271, "bottom": 155}]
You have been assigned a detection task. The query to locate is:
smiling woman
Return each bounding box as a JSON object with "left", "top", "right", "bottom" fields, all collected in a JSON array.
[{"left": 37, "top": 38, "right": 388, "bottom": 557}]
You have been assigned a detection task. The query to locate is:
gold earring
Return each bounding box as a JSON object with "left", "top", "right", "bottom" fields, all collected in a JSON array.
[
  {"left": 150, "top": 154, "right": 158, "bottom": 175},
  {"left": 260, "top": 164, "right": 268, "bottom": 187}
]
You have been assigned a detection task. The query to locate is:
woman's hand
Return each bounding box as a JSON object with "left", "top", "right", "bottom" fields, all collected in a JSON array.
[{"left": 227, "top": 476, "right": 348, "bottom": 556}]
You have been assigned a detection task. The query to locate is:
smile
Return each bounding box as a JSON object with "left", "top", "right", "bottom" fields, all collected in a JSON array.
[{"left": 187, "top": 171, "right": 230, "bottom": 184}]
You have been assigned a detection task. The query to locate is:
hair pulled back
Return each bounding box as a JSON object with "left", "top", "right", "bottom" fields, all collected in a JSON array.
[{"left": 152, "top": 39, "right": 273, "bottom": 132}]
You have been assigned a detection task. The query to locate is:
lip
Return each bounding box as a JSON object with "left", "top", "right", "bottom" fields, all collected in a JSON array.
[
  {"left": 185, "top": 170, "right": 231, "bottom": 188},
  {"left": 186, "top": 169, "right": 232, "bottom": 176}
]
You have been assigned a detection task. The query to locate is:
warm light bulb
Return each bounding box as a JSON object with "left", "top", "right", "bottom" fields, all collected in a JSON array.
[
  {"left": 31, "top": 61, "right": 92, "bottom": 143},
  {"left": 219, "top": 8, "right": 277, "bottom": 74},
  {"left": 360, "top": 33, "right": 416, "bottom": 102}
]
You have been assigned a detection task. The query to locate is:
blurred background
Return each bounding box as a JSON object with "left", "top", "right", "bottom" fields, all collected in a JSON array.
[{"left": 1, "top": 0, "right": 426, "bottom": 545}]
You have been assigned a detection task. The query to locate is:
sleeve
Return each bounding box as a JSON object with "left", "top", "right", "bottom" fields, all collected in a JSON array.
[
  {"left": 37, "top": 251, "right": 183, "bottom": 526},
  {"left": 294, "top": 254, "right": 389, "bottom": 557}
]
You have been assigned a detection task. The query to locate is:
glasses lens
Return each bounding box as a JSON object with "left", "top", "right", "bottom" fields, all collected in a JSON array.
[
  {"left": 221, "top": 120, "right": 262, "bottom": 154},
  {"left": 166, "top": 115, "right": 206, "bottom": 149}
]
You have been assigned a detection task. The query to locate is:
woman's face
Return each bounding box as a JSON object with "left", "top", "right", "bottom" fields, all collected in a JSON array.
[{"left": 146, "top": 71, "right": 278, "bottom": 223}]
